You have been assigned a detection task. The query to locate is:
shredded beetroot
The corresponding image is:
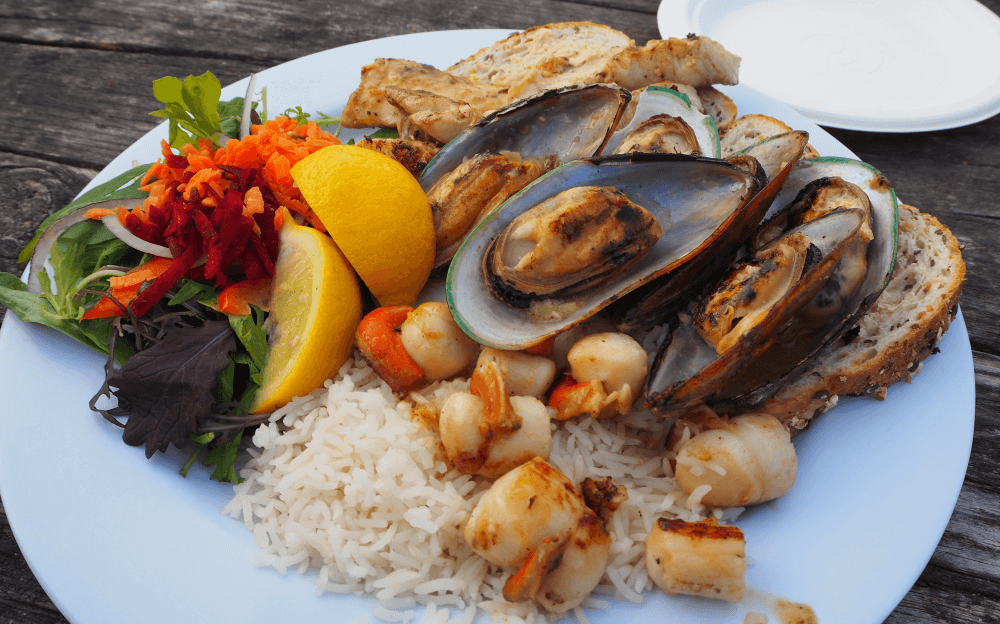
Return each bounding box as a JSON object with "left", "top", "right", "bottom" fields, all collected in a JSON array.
[{"left": 101, "top": 117, "right": 341, "bottom": 317}]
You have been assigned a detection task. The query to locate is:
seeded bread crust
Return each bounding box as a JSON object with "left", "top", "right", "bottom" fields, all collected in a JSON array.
[
  {"left": 764, "top": 204, "right": 965, "bottom": 430},
  {"left": 447, "top": 22, "right": 635, "bottom": 102}
]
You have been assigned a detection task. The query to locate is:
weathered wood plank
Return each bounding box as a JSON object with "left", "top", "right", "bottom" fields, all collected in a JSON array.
[
  {"left": 0, "top": 152, "right": 94, "bottom": 321},
  {"left": 0, "top": 42, "right": 266, "bottom": 168},
  {"left": 968, "top": 353, "right": 1000, "bottom": 489},
  {"left": 890, "top": 352, "right": 1000, "bottom": 624},
  {"left": 0, "top": 0, "right": 661, "bottom": 62}
]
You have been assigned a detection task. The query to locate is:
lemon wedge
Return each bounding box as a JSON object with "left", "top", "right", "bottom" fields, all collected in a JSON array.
[
  {"left": 290, "top": 145, "right": 435, "bottom": 306},
  {"left": 252, "top": 214, "right": 362, "bottom": 414}
]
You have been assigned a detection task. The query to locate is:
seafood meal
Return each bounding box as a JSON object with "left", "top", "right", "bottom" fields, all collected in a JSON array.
[{"left": 0, "top": 20, "right": 967, "bottom": 624}]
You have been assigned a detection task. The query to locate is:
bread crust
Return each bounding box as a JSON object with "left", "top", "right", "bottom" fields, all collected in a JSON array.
[{"left": 763, "top": 204, "right": 965, "bottom": 430}]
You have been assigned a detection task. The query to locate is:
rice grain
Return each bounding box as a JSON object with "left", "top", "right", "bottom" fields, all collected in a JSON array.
[{"left": 225, "top": 354, "right": 741, "bottom": 622}]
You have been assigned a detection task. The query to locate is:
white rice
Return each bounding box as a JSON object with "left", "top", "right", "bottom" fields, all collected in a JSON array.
[{"left": 224, "top": 353, "right": 743, "bottom": 622}]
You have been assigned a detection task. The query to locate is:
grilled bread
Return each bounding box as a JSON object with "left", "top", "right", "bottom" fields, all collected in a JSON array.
[{"left": 763, "top": 203, "right": 966, "bottom": 430}]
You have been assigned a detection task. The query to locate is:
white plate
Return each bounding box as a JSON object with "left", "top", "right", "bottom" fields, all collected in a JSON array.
[
  {"left": 658, "top": 0, "right": 1000, "bottom": 131},
  {"left": 0, "top": 29, "right": 976, "bottom": 624}
]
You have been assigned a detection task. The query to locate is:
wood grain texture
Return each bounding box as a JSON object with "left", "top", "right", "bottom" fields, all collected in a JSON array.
[{"left": 1, "top": 0, "right": 999, "bottom": 623}]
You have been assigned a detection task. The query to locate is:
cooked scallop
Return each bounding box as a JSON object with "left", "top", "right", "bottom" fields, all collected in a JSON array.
[
  {"left": 645, "top": 516, "right": 746, "bottom": 602},
  {"left": 674, "top": 413, "right": 797, "bottom": 507}
]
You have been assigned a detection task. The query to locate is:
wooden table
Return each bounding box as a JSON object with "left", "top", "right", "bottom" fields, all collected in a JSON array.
[{"left": 1, "top": 1, "right": 998, "bottom": 622}]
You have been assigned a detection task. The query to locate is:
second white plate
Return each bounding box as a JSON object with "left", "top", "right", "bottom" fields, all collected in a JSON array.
[{"left": 658, "top": 0, "right": 1000, "bottom": 131}]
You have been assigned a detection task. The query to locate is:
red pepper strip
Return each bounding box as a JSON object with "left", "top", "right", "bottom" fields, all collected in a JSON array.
[
  {"left": 81, "top": 258, "right": 174, "bottom": 320},
  {"left": 81, "top": 283, "right": 141, "bottom": 320},
  {"left": 547, "top": 373, "right": 579, "bottom": 408},
  {"left": 130, "top": 243, "right": 201, "bottom": 318},
  {"left": 84, "top": 207, "right": 115, "bottom": 220},
  {"left": 354, "top": 306, "right": 425, "bottom": 392},
  {"left": 216, "top": 277, "right": 272, "bottom": 316},
  {"left": 109, "top": 257, "right": 174, "bottom": 289}
]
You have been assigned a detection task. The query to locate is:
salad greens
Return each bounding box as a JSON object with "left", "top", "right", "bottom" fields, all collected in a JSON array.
[
  {"left": 151, "top": 72, "right": 256, "bottom": 149},
  {"left": 1, "top": 219, "right": 140, "bottom": 365},
  {"left": 0, "top": 71, "right": 347, "bottom": 483}
]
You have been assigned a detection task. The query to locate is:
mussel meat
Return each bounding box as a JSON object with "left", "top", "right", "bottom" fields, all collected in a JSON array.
[
  {"left": 447, "top": 153, "right": 764, "bottom": 350},
  {"left": 419, "top": 84, "right": 632, "bottom": 268},
  {"left": 612, "top": 114, "right": 701, "bottom": 155},
  {"left": 486, "top": 185, "right": 663, "bottom": 303},
  {"left": 428, "top": 152, "right": 546, "bottom": 267},
  {"left": 603, "top": 86, "right": 720, "bottom": 158}
]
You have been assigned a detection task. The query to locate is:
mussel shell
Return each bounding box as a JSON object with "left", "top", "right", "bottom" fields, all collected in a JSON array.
[
  {"left": 645, "top": 157, "right": 898, "bottom": 414},
  {"left": 604, "top": 133, "right": 808, "bottom": 333},
  {"left": 645, "top": 208, "right": 869, "bottom": 415},
  {"left": 603, "top": 86, "right": 720, "bottom": 158},
  {"left": 762, "top": 157, "right": 898, "bottom": 322},
  {"left": 447, "top": 153, "right": 759, "bottom": 350},
  {"left": 730, "top": 130, "right": 810, "bottom": 181},
  {"left": 418, "top": 84, "right": 631, "bottom": 193}
]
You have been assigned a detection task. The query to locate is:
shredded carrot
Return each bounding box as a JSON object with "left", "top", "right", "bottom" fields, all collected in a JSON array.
[
  {"left": 115, "top": 205, "right": 131, "bottom": 227},
  {"left": 108, "top": 257, "right": 174, "bottom": 289},
  {"left": 82, "top": 257, "right": 175, "bottom": 320},
  {"left": 94, "top": 116, "right": 342, "bottom": 318},
  {"left": 84, "top": 208, "right": 115, "bottom": 220}
]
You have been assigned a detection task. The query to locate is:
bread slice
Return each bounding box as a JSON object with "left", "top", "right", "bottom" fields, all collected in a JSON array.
[
  {"left": 763, "top": 203, "right": 966, "bottom": 430},
  {"left": 697, "top": 86, "right": 737, "bottom": 132},
  {"left": 447, "top": 22, "right": 635, "bottom": 102},
  {"left": 448, "top": 24, "right": 740, "bottom": 103}
]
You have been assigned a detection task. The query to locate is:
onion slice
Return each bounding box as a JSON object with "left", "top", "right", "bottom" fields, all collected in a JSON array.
[
  {"left": 27, "top": 197, "right": 144, "bottom": 294},
  {"left": 100, "top": 214, "right": 172, "bottom": 258},
  {"left": 239, "top": 74, "right": 258, "bottom": 139},
  {"left": 101, "top": 214, "right": 208, "bottom": 268}
]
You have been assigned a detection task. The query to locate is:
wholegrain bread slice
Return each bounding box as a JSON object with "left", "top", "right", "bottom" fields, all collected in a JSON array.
[
  {"left": 448, "top": 23, "right": 740, "bottom": 103},
  {"left": 447, "top": 22, "right": 635, "bottom": 102},
  {"left": 763, "top": 203, "right": 966, "bottom": 430}
]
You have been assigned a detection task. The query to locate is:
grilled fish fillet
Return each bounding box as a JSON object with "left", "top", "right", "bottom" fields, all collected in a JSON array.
[
  {"left": 602, "top": 35, "right": 740, "bottom": 91},
  {"left": 340, "top": 59, "right": 504, "bottom": 130}
]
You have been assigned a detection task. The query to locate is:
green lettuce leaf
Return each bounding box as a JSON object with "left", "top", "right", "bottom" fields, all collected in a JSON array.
[
  {"left": 19, "top": 163, "right": 151, "bottom": 263},
  {"left": 150, "top": 72, "right": 224, "bottom": 149}
]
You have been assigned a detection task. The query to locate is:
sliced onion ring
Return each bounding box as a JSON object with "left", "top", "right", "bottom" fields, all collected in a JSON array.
[
  {"left": 101, "top": 215, "right": 208, "bottom": 268},
  {"left": 100, "top": 214, "right": 172, "bottom": 258},
  {"left": 27, "top": 197, "right": 144, "bottom": 294},
  {"left": 239, "top": 74, "right": 258, "bottom": 139},
  {"left": 27, "top": 196, "right": 215, "bottom": 294}
]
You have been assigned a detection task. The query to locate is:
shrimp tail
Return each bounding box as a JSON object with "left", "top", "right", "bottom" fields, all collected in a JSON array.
[{"left": 503, "top": 534, "right": 569, "bottom": 603}]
